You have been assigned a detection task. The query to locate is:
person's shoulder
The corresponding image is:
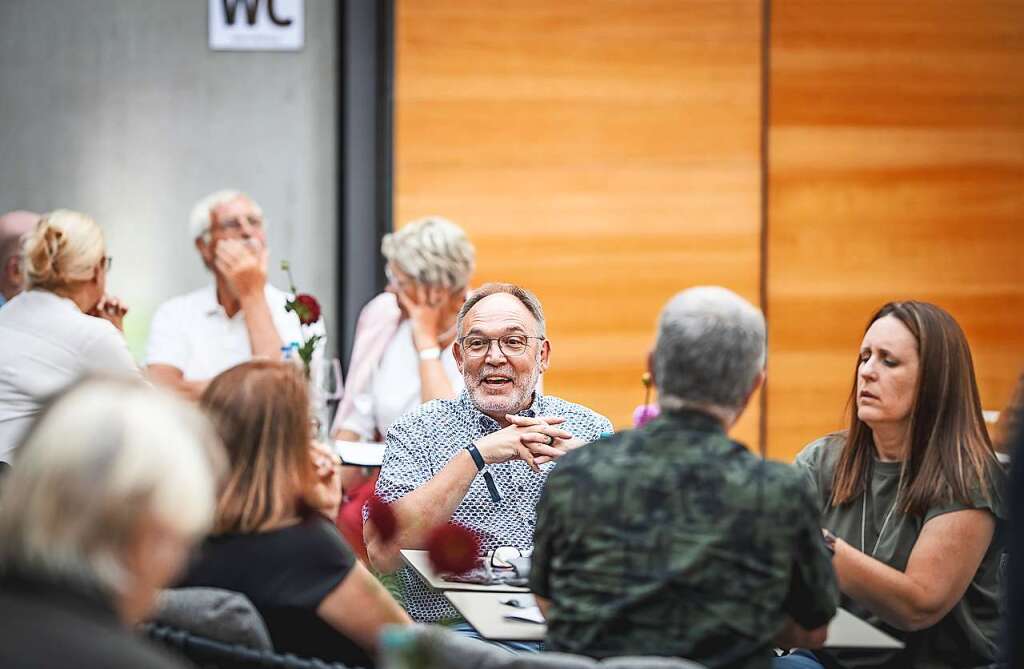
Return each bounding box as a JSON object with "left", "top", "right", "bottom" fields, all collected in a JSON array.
[
  {"left": 99, "top": 633, "right": 189, "bottom": 669},
  {"left": 63, "top": 628, "right": 187, "bottom": 669},
  {"left": 545, "top": 432, "right": 626, "bottom": 489},
  {"left": 262, "top": 283, "right": 295, "bottom": 310},
  {"left": 358, "top": 291, "right": 401, "bottom": 321},
  {"left": 153, "top": 286, "right": 212, "bottom": 317},
  {"left": 2, "top": 589, "right": 187, "bottom": 669},
  {"left": 77, "top": 312, "right": 128, "bottom": 348},
  {"left": 756, "top": 457, "right": 813, "bottom": 492},
  {"left": 795, "top": 432, "right": 845, "bottom": 473},
  {"left": 291, "top": 514, "right": 353, "bottom": 557},
  {"left": 209, "top": 517, "right": 351, "bottom": 566}
]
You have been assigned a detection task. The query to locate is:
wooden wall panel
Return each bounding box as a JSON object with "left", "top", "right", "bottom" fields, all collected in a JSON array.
[
  {"left": 395, "top": 1, "right": 764, "bottom": 444},
  {"left": 768, "top": 2, "right": 1024, "bottom": 460}
]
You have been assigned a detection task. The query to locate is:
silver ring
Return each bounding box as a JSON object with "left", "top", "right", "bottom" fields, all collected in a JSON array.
[{"left": 546, "top": 435, "right": 555, "bottom": 446}]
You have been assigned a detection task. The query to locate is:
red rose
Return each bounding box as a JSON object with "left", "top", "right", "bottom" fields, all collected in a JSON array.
[
  {"left": 426, "top": 523, "right": 480, "bottom": 576},
  {"left": 290, "top": 293, "right": 321, "bottom": 325},
  {"left": 366, "top": 495, "right": 397, "bottom": 543}
]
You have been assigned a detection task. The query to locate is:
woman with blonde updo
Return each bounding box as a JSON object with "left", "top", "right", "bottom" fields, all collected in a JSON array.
[{"left": 0, "top": 209, "right": 138, "bottom": 464}]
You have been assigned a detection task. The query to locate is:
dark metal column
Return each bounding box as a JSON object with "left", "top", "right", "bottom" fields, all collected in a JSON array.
[{"left": 337, "top": 0, "right": 394, "bottom": 368}]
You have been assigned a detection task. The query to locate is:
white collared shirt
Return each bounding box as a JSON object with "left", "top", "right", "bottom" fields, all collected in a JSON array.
[
  {"left": 0, "top": 289, "right": 140, "bottom": 462},
  {"left": 340, "top": 320, "right": 465, "bottom": 441},
  {"left": 145, "top": 284, "right": 325, "bottom": 381}
]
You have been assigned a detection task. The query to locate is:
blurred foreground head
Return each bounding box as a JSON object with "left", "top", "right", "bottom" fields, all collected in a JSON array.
[{"left": 0, "top": 375, "right": 224, "bottom": 624}]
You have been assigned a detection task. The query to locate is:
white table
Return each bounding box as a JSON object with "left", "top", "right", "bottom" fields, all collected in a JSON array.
[
  {"left": 445, "top": 591, "right": 544, "bottom": 641},
  {"left": 824, "top": 608, "right": 904, "bottom": 650},
  {"left": 444, "top": 591, "right": 904, "bottom": 651},
  {"left": 333, "top": 440, "right": 385, "bottom": 467},
  {"left": 399, "top": 549, "right": 530, "bottom": 593}
]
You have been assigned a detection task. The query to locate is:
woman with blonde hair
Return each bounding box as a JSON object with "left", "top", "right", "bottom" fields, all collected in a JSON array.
[
  {"left": 333, "top": 215, "right": 476, "bottom": 441},
  {"left": 180, "top": 360, "right": 409, "bottom": 667},
  {"left": 0, "top": 375, "right": 222, "bottom": 668},
  {"left": 779, "top": 301, "right": 1006, "bottom": 669},
  {"left": 0, "top": 209, "right": 137, "bottom": 464},
  {"left": 331, "top": 215, "right": 475, "bottom": 557}
]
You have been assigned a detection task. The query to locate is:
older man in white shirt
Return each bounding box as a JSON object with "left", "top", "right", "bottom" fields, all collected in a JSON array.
[{"left": 146, "top": 190, "right": 324, "bottom": 399}]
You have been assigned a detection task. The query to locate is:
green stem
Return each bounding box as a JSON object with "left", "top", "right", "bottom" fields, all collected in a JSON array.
[{"left": 282, "top": 261, "right": 298, "bottom": 295}]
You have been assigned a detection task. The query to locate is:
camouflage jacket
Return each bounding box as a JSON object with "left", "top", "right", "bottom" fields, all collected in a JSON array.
[{"left": 530, "top": 409, "right": 838, "bottom": 669}]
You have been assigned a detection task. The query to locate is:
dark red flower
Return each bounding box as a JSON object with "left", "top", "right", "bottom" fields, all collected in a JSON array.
[
  {"left": 290, "top": 293, "right": 321, "bottom": 325},
  {"left": 426, "top": 523, "right": 480, "bottom": 576},
  {"left": 366, "top": 495, "right": 397, "bottom": 543}
]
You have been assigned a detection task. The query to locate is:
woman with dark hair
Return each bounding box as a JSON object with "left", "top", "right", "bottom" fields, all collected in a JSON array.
[
  {"left": 778, "top": 301, "right": 1006, "bottom": 669},
  {"left": 179, "top": 361, "right": 409, "bottom": 668}
]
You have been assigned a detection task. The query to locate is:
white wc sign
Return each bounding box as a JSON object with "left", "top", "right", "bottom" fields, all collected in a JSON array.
[{"left": 209, "top": 0, "right": 304, "bottom": 51}]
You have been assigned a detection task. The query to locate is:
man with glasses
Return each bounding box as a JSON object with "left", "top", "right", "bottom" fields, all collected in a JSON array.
[
  {"left": 366, "top": 282, "right": 612, "bottom": 632},
  {"left": 145, "top": 190, "right": 323, "bottom": 399}
]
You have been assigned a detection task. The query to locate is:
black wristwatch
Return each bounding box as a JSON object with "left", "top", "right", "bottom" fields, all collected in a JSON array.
[{"left": 466, "top": 444, "right": 502, "bottom": 503}]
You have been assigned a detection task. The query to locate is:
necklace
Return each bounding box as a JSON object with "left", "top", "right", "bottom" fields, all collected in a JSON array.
[{"left": 861, "top": 488, "right": 899, "bottom": 557}]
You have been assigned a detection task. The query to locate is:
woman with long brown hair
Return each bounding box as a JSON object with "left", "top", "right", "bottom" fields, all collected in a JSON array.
[
  {"left": 780, "top": 301, "right": 1006, "bottom": 669},
  {"left": 179, "top": 360, "right": 409, "bottom": 667}
]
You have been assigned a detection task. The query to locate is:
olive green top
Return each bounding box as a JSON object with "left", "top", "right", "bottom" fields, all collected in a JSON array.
[{"left": 796, "top": 435, "right": 1007, "bottom": 669}]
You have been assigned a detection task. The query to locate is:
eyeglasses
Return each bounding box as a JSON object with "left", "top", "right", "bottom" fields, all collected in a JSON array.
[
  {"left": 459, "top": 334, "right": 544, "bottom": 358},
  {"left": 214, "top": 215, "right": 264, "bottom": 234}
]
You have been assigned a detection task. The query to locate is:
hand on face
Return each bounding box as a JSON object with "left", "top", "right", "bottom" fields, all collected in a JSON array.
[
  {"left": 472, "top": 415, "right": 572, "bottom": 472},
  {"left": 88, "top": 295, "right": 129, "bottom": 332},
  {"left": 215, "top": 239, "right": 267, "bottom": 301},
  {"left": 307, "top": 440, "right": 343, "bottom": 518},
  {"left": 395, "top": 282, "right": 459, "bottom": 350}
]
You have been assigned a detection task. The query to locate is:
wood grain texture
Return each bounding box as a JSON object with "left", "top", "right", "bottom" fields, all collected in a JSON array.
[
  {"left": 768, "top": 1, "right": 1024, "bottom": 460},
  {"left": 395, "top": 0, "right": 764, "bottom": 444}
]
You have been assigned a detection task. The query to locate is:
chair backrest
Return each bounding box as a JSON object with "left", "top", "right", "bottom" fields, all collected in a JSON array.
[
  {"left": 144, "top": 623, "right": 357, "bottom": 669},
  {"left": 155, "top": 587, "right": 273, "bottom": 650}
]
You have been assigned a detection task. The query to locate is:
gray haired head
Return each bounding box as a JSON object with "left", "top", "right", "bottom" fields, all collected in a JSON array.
[
  {"left": 654, "top": 286, "right": 765, "bottom": 413},
  {"left": 0, "top": 375, "right": 224, "bottom": 600},
  {"left": 382, "top": 216, "right": 475, "bottom": 291},
  {"left": 456, "top": 282, "right": 546, "bottom": 339}
]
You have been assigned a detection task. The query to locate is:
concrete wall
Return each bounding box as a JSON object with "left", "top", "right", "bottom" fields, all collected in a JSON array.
[{"left": 0, "top": 0, "right": 338, "bottom": 357}]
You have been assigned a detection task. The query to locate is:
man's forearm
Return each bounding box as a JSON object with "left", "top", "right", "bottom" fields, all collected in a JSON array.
[
  {"left": 147, "top": 365, "right": 209, "bottom": 401},
  {"left": 367, "top": 449, "right": 479, "bottom": 573},
  {"left": 240, "top": 292, "right": 285, "bottom": 359}
]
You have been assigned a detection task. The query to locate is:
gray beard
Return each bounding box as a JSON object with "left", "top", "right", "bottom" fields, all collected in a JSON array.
[{"left": 466, "top": 361, "right": 541, "bottom": 419}]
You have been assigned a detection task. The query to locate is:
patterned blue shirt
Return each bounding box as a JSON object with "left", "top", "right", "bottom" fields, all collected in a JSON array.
[{"left": 374, "top": 389, "right": 612, "bottom": 622}]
